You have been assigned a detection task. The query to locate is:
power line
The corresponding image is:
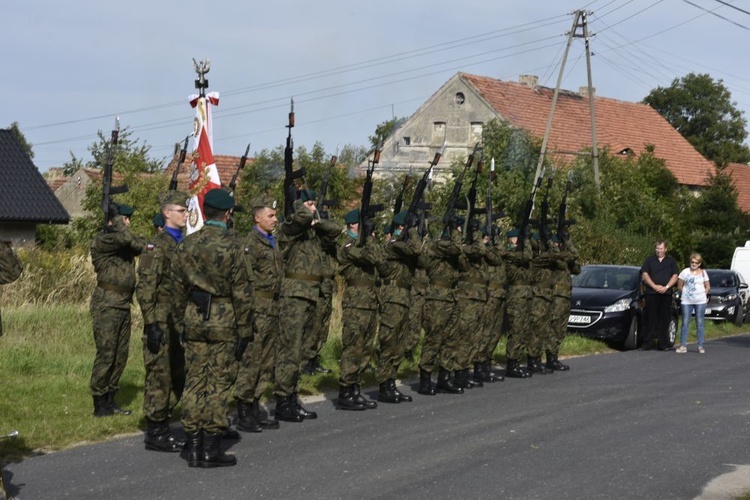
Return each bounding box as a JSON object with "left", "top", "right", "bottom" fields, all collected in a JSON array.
[
  {"left": 682, "top": 0, "right": 750, "bottom": 30},
  {"left": 714, "top": 0, "right": 750, "bottom": 16},
  {"left": 597, "top": 0, "right": 667, "bottom": 33}
]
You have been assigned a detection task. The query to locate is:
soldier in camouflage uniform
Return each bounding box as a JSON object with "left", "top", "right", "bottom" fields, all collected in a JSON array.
[
  {"left": 301, "top": 248, "right": 336, "bottom": 375},
  {"left": 336, "top": 209, "right": 382, "bottom": 410},
  {"left": 275, "top": 189, "right": 342, "bottom": 422},
  {"left": 527, "top": 233, "right": 559, "bottom": 375},
  {"left": 545, "top": 234, "right": 581, "bottom": 371},
  {"left": 0, "top": 241, "right": 22, "bottom": 337},
  {"left": 135, "top": 191, "right": 189, "bottom": 452},
  {"left": 375, "top": 211, "right": 421, "bottom": 403},
  {"left": 89, "top": 204, "right": 147, "bottom": 417},
  {"left": 418, "top": 218, "right": 464, "bottom": 395},
  {"left": 504, "top": 230, "right": 534, "bottom": 379},
  {"left": 405, "top": 264, "right": 428, "bottom": 361},
  {"left": 234, "top": 196, "right": 283, "bottom": 432},
  {"left": 170, "top": 189, "right": 254, "bottom": 468}
]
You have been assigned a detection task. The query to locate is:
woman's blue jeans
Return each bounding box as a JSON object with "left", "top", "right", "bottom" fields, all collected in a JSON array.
[{"left": 680, "top": 302, "right": 706, "bottom": 347}]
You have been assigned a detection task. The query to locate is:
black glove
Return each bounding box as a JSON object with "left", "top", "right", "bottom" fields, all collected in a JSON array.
[
  {"left": 145, "top": 323, "right": 165, "bottom": 355},
  {"left": 235, "top": 336, "right": 251, "bottom": 362},
  {"left": 406, "top": 213, "right": 420, "bottom": 229}
]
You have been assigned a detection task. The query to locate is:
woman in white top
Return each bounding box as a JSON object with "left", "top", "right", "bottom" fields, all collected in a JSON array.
[{"left": 676, "top": 253, "right": 710, "bottom": 353}]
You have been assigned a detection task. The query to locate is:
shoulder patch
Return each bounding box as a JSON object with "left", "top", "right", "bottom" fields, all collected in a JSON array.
[
  {"left": 147, "top": 243, "right": 155, "bottom": 251},
  {"left": 244, "top": 247, "right": 250, "bottom": 254},
  {"left": 345, "top": 242, "right": 353, "bottom": 248}
]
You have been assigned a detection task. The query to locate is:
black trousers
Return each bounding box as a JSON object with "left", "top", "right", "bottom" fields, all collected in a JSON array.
[{"left": 643, "top": 294, "right": 673, "bottom": 348}]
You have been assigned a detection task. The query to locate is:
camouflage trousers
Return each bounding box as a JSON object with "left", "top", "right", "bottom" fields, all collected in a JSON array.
[
  {"left": 452, "top": 297, "right": 487, "bottom": 370},
  {"left": 376, "top": 301, "right": 410, "bottom": 383},
  {"left": 404, "top": 286, "right": 426, "bottom": 354},
  {"left": 89, "top": 305, "right": 131, "bottom": 397},
  {"left": 339, "top": 306, "right": 378, "bottom": 386},
  {"left": 419, "top": 298, "right": 458, "bottom": 373},
  {"left": 275, "top": 296, "right": 317, "bottom": 397},
  {"left": 235, "top": 306, "right": 278, "bottom": 402},
  {"left": 301, "top": 290, "right": 332, "bottom": 367},
  {"left": 547, "top": 295, "right": 570, "bottom": 355},
  {"left": 142, "top": 320, "right": 185, "bottom": 422},
  {"left": 505, "top": 286, "right": 532, "bottom": 360},
  {"left": 528, "top": 293, "right": 553, "bottom": 357},
  {"left": 181, "top": 339, "right": 236, "bottom": 434},
  {"left": 475, "top": 296, "right": 506, "bottom": 364}
]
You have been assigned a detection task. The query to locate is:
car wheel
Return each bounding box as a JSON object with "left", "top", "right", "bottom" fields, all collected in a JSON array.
[
  {"left": 667, "top": 316, "right": 677, "bottom": 348},
  {"left": 623, "top": 316, "right": 639, "bottom": 350},
  {"left": 734, "top": 304, "right": 743, "bottom": 326}
]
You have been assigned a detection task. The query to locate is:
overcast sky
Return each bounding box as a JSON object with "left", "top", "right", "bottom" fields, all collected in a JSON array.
[{"left": 5, "top": 0, "right": 750, "bottom": 173}]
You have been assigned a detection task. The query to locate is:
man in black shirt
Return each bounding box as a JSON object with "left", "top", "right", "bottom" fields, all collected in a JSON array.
[{"left": 640, "top": 240, "right": 678, "bottom": 350}]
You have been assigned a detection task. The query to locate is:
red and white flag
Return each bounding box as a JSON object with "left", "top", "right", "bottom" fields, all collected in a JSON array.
[{"left": 186, "top": 91, "right": 221, "bottom": 234}]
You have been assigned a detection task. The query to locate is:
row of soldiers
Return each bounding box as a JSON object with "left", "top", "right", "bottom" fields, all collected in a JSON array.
[{"left": 87, "top": 182, "right": 580, "bottom": 468}]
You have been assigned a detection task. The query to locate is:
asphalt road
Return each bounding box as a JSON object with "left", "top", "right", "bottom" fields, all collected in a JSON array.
[{"left": 5, "top": 334, "right": 750, "bottom": 500}]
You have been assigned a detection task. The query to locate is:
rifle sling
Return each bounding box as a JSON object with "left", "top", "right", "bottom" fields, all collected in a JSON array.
[{"left": 285, "top": 271, "right": 324, "bottom": 283}]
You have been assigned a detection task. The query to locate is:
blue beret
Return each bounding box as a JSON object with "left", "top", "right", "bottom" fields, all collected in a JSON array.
[
  {"left": 203, "top": 188, "right": 234, "bottom": 211},
  {"left": 344, "top": 209, "right": 360, "bottom": 225},
  {"left": 117, "top": 204, "right": 135, "bottom": 216},
  {"left": 392, "top": 211, "right": 408, "bottom": 226}
]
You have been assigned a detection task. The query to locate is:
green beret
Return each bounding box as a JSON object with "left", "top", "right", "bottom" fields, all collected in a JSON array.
[
  {"left": 298, "top": 189, "right": 316, "bottom": 202},
  {"left": 158, "top": 191, "right": 190, "bottom": 208},
  {"left": 203, "top": 188, "right": 234, "bottom": 211},
  {"left": 344, "top": 209, "right": 360, "bottom": 225},
  {"left": 480, "top": 226, "right": 489, "bottom": 237},
  {"left": 392, "top": 211, "right": 408, "bottom": 226},
  {"left": 551, "top": 234, "right": 560, "bottom": 243},
  {"left": 532, "top": 231, "right": 540, "bottom": 241},
  {"left": 506, "top": 229, "right": 520, "bottom": 238},
  {"left": 383, "top": 223, "right": 392, "bottom": 235},
  {"left": 250, "top": 196, "right": 278, "bottom": 210},
  {"left": 117, "top": 204, "right": 135, "bottom": 216},
  {"left": 454, "top": 216, "right": 465, "bottom": 227},
  {"left": 152, "top": 213, "right": 165, "bottom": 228}
]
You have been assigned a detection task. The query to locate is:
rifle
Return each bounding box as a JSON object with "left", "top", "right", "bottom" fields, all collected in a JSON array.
[
  {"left": 393, "top": 170, "right": 411, "bottom": 215},
  {"left": 317, "top": 152, "right": 338, "bottom": 219},
  {"left": 517, "top": 166, "right": 546, "bottom": 252},
  {"left": 405, "top": 142, "right": 445, "bottom": 238},
  {"left": 486, "top": 157, "right": 497, "bottom": 246},
  {"left": 557, "top": 170, "right": 576, "bottom": 243},
  {"left": 169, "top": 135, "right": 190, "bottom": 190},
  {"left": 228, "top": 143, "right": 251, "bottom": 194},
  {"left": 358, "top": 142, "right": 385, "bottom": 246},
  {"left": 442, "top": 142, "right": 479, "bottom": 237},
  {"left": 538, "top": 175, "right": 554, "bottom": 249},
  {"left": 101, "top": 117, "right": 128, "bottom": 228},
  {"left": 283, "top": 98, "right": 306, "bottom": 218},
  {"left": 463, "top": 147, "right": 485, "bottom": 241}
]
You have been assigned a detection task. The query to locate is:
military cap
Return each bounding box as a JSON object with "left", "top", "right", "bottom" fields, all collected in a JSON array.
[
  {"left": 383, "top": 223, "right": 392, "bottom": 235},
  {"left": 203, "top": 188, "right": 235, "bottom": 211},
  {"left": 532, "top": 231, "right": 540, "bottom": 241},
  {"left": 480, "top": 226, "right": 489, "bottom": 237},
  {"left": 506, "top": 228, "right": 520, "bottom": 238},
  {"left": 550, "top": 234, "right": 560, "bottom": 243},
  {"left": 298, "top": 188, "right": 316, "bottom": 202},
  {"left": 158, "top": 190, "right": 189, "bottom": 208},
  {"left": 117, "top": 204, "right": 135, "bottom": 216},
  {"left": 392, "top": 211, "right": 408, "bottom": 227},
  {"left": 152, "top": 213, "right": 165, "bottom": 228},
  {"left": 344, "top": 209, "right": 360, "bottom": 225},
  {"left": 250, "top": 196, "right": 278, "bottom": 210}
]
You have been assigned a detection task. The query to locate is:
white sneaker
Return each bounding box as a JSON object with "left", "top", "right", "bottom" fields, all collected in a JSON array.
[
  {"left": 675, "top": 346, "right": 687, "bottom": 353},
  {"left": 698, "top": 346, "right": 705, "bottom": 354}
]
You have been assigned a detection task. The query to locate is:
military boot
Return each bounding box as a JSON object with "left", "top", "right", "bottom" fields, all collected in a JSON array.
[
  {"left": 199, "top": 432, "right": 237, "bottom": 468},
  {"left": 186, "top": 429, "right": 203, "bottom": 468},
  {"left": 106, "top": 391, "right": 132, "bottom": 415},
  {"left": 473, "top": 362, "right": 494, "bottom": 383},
  {"left": 252, "top": 398, "right": 279, "bottom": 429},
  {"left": 378, "top": 381, "right": 401, "bottom": 403},
  {"left": 389, "top": 380, "right": 412, "bottom": 402},
  {"left": 436, "top": 368, "right": 464, "bottom": 394},
  {"left": 292, "top": 393, "right": 317, "bottom": 420},
  {"left": 336, "top": 385, "right": 367, "bottom": 411},
  {"left": 92, "top": 395, "right": 113, "bottom": 417},
  {"left": 455, "top": 368, "right": 482, "bottom": 389},
  {"left": 546, "top": 351, "right": 570, "bottom": 371},
  {"left": 312, "top": 355, "right": 332, "bottom": 374},
  {"left": 236, "top": 400, "right": 262, "bottom": 433},
  {"left": 144, "top": 420, "right": 184, "bottom": 452},
  {"left": 275, "top": 395, "right": 303, "bottom": 422},
  {"left": 353, "top": 384, "right": 378, "bottom": 409},
  {"left": 418, "top": 370, "right": 436, "bottom": 396},
  {"left": 505, "top": 358, "right": 532, "bottom": 379},
  {"left": 527, "top": 356, "right": 552, "bottom": 375},
  {"left": 484, "top": 360, "right": 504, "bottom": 382}
]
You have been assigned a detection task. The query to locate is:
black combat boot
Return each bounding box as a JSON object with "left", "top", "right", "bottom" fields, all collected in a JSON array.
[
  {"left": 378, "top": 381, "right": 401, "bottom": 403},
  {"left": 473, "top": 362, "right": 494, "bottom": 383},
  {"left": 275, "top": 395, "right": 303, "bottom": 422},
  {"left": 484, "top": 360, "right": 504, "bottom": 382},
  {"left": 200, "top": 432, "right": 237, "bottom": 468},
  {"left": 144, "top": 420, "right": 184, "bottom": 452},
  {"left": 388, "top": 380, "right": 412, "bottom": 402},
  {"left": 106, "top": 391, "right": 132, "bottom": 415},
  {"left": 505, "top": 358, "right": 532, "bottom": 379},
  {"left": 418, "top": 370, "right": 436, "bottom": 396},
  {"left": 92, "top": 395, "right": 114, "bottom": 417},
  {"left": 252, "top": 398, "right": 279, "bottom": 429},
  {"left": 353, "top": 384, "right": 378, "bottom": 409},
  {"left": 312, "top": 355, "right": 332, "bottom": 374},
  {"left": 436, "top": 368, "right": 464, "bottom": 394},
  {"left": 186, "top": 429, "right": 203, "bottom": 468},
  {"left": 236, "top": 400, "right": 262, "bottom": 433},
  {"left": 292, "top": 393, "right": 318, "bottom": 420},
  {"left": 527, "top": 356, "right": 552, "bottom": 375},
  {"left": 546, "top": 350, "right": 570, "bottom": 371},
  {"left": 337, "top": 386, "right": 367, "bottom": 410}
]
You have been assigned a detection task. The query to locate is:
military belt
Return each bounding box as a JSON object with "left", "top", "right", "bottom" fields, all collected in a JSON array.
[
  {"left": 285, "top": 271, "right": 324, "bottom": 282},
  {"left": 430, "top": 279, "right": 456, "bottom": 289},
  {"left": 346, "top": 277, "right": 378, "bottom": 287},
  {"left": 96, "top": 281, "right": 132, "bottom": 295},
  {"left": 255, "top": 289, "right": 279, "bottom": 300},
  {"left": 488, "top": 282, "right": 506, "bottom": 290},
  {"left": 211, "top": 296, "right": 233, "bottom": 303},
  {"left": 383, "top": 279, "right": 411, "bottom": 289},
  {"left": 459, "top": 276, "right": 488, "bottom": 286}
]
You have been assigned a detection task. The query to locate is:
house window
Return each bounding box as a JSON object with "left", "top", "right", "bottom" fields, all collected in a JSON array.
[
  {"left": 455, "top": 92, "right": 465, "bottom": 105},
  {"left": 471, "top": 122, "right": 483, "bottom": 142},
  {"left": 433, "top": 122, "right": 446, "bottom": 142},
  {"left": 403, "top": 136, "right": 411, "bottom": 146}
]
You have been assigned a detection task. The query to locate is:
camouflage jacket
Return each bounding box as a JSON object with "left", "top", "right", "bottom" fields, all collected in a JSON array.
[
  {"left": 456, "top": 236, "right": 488, "bottom": 301},
  {"left": 505, "top": 242, "right": 533, "bottom": 302},
  {"left": 484, "top": 244, "right": 508, "bottom": 299},
  {"left": 424, "top": 229, "right": 462, "bottom": 302},
  {"left": 0, "top": 243, "right": 22, "bottom": 285},
  {"left": 278, "top": 201, "right": 342, "bottom": 302},
  {"left": 552, "top": 240, "right": 581, "bottom": 299},
  {"left": 171, "top": 223, "right": 255, "bottom": 342},
  {"left": 378, "top": 227, "right": 422, "bottom": 306},
  {"left": 530, "top": 248, "right": 561, "bottom": 297},
  {"left": 90, "top": 217, "right": 147, "bottom": 309},
  {"left": 244, "top": 227, "right": 283, "bottom": 316},
  {"left": 337, "top": 232, "right": 382, "bottom": 310},
  {"left": 136, "top": 230, "right": 181, "bottom": 326}
]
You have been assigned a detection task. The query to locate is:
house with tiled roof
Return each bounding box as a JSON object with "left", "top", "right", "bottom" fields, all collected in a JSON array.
[
  {"left": 0, "top": 129, "right": 69, "bottom": 243},
  {"left": 372, "top": 72, "right": 716, "bottom": 189},
  {"left": 725, "top": 163, "right": 750, "bottom": 212}
]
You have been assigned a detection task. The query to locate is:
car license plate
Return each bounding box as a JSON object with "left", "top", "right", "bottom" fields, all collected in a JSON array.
[
  {"left": 705, "top": 308, "right": 712, "bottom": 314},
  {"left": 569, "top": 314, "right": 591, "bottom": 324}
]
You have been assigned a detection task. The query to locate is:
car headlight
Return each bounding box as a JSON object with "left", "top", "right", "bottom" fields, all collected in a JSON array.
[
  {"left": 604, "top": 298, "right": 631, "bottom": 313},
  {"left": 720, "top": 294, "right": 738, "bottom": 303}
]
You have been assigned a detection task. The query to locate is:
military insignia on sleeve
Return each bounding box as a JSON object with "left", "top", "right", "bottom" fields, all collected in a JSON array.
[
  {"left": 147, "top": 243, "right": 155, "bottom": 251},
  {"left": 345, "top": 243, "right": 353, "bottom": 248},
  {"left": 244, "top": 246, "right": 250, "bottom": 254}
]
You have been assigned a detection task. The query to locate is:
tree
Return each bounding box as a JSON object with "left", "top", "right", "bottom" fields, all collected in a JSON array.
[
  {"left": 9, "top": 122, "right": 34, "bottom": 159},
  {"left": 369, "top": 117, "right": 407, "bottom": 148},
  {"left": 62, "top": 127, "right": 162, "bottom": 177},
  {"left": 643, "top": 73, "right": 750, "bottom": 166}
]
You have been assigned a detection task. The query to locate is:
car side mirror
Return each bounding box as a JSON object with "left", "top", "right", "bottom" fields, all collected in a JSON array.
[{"left": 740, "top": 283, "right": 748, "bottom": 290}]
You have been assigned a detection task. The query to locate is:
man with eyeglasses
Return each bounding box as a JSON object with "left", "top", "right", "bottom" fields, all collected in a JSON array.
[
  {"left": 136, "top": 191, "right": 190, "bottom": 452},
  {"left": 640, "top": 239, "right": 679, "bottom": 351}
]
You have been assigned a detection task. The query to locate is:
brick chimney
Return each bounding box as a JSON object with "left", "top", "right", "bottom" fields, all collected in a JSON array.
[
  {"left": 519, "top": 75, "right": 538, "bottom": 87},
  {"left": 579, "top": 86, "right": 596, "bottom": 97}
]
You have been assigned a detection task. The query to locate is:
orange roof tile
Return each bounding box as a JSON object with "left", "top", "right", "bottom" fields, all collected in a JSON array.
[
  {"left": 461, "top": 73, "right": 716, "bottom": 186},
  {"left": 725, "top": 163, "right": 750, "bottom": 213}
]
